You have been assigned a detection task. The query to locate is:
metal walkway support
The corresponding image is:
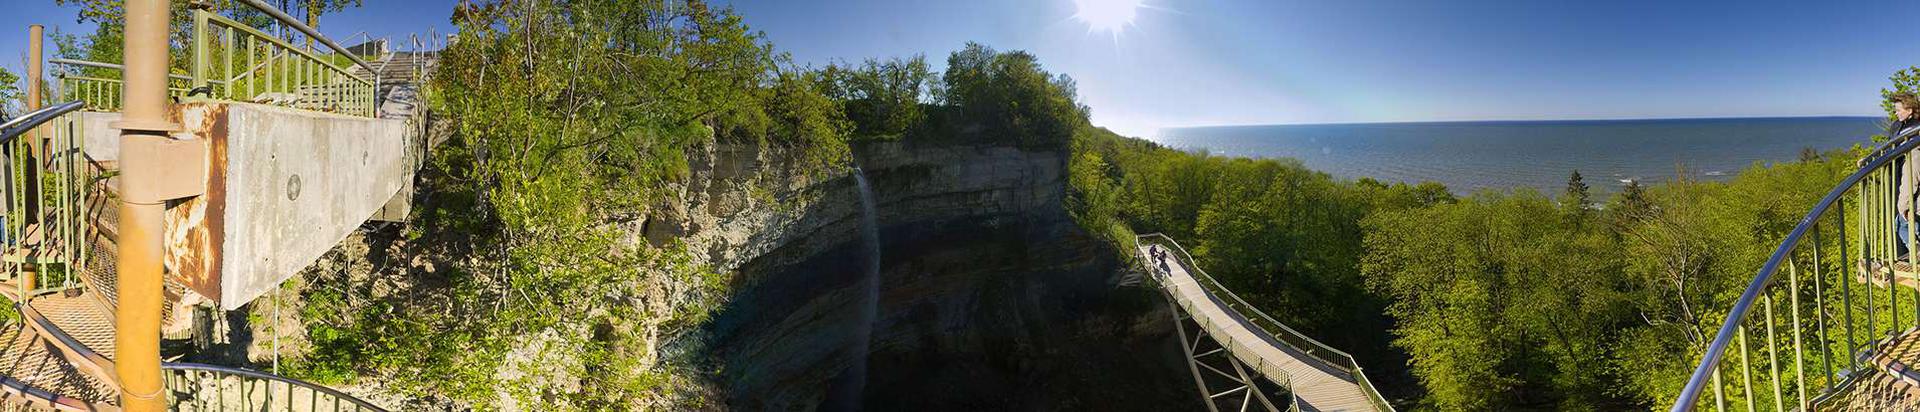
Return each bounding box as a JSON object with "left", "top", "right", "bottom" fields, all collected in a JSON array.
[{"left": 1137, "top": 234, "right": 1393, "bottom": 412}]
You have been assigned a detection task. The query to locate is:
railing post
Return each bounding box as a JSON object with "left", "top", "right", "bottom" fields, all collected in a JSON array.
[{"left": 192, "top": 7, "right": 210, "bottom": 95}]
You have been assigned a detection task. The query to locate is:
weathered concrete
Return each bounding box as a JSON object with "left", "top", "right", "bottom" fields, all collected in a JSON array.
[
  {"left": 165, "top": 102, "right": 411, "bottom": 309},
  {"left": 78, "top": 111, "right": 122, "bottom": 164}
]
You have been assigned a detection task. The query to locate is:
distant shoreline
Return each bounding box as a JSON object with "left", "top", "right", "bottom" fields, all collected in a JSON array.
[
  {"left": 1154, "top": 116, "right": 1880, "bottom": 195},
  {"left": 1162, "top": 115, "right": 1883, "bottom": 133}
]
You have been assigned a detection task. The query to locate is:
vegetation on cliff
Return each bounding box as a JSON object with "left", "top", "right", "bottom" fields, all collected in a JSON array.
[{"left": 268, "top": 0, "right": 1096, "bottom": 409}]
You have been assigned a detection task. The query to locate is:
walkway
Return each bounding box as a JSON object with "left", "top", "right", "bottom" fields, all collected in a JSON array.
[{"left": 1137, "top": 240, "right": 1385, "bottom": 412}]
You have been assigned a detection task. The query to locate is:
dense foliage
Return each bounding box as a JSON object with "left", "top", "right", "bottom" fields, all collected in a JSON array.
[
  {"left": 1067, "top": 120, "right": 1866, "bottom": 409},
  {"left": 280, "top": 1, "right": 1092, "bottom": 409}
]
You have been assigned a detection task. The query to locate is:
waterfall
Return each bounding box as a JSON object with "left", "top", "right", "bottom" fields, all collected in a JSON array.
[{"left": 831, "top": 167, "right": 882, "bottom": 411}]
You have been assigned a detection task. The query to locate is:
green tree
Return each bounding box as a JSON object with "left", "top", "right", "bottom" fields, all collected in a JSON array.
[
  {"left": 0, "top": 67, "right": 21, "bottom": 118},
  {"left": 297, "top": 0, "right": 365, "bottom": 50},
  {"left": 819, "top": 55, "right": 936, "bottom": 140},
  {"left": 940, "top": 42, "right": 1086, "bottom": 148},
  {"left": 1564, "top": 169, "right": 1592, "bottom": 219}
]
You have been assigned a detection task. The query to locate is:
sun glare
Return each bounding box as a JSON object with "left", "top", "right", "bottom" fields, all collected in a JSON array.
[{"left": 1073, "top": 0, "right": 1144, "bottom": 37}]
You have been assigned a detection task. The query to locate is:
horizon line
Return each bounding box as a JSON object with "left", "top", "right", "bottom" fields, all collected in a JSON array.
[{"left": 1153, "top": 114, "right": 1887, "bottom": 134}]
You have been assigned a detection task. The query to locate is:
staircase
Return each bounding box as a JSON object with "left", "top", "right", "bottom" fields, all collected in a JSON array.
[
  {"left": 351, "top": 51, "right": 435, "bottom": 120},
  {"left": 0, "top": 103, "right": 194, "bottom": 410}
]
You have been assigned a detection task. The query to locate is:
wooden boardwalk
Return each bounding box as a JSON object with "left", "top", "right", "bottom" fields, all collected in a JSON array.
[{"left": 1139, "top": 243, "right": 1384, "bottom": 412}]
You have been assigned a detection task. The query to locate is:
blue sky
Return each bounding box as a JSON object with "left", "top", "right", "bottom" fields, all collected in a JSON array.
[{"left": 6, "top": 0, "right": 1916, "bottom": 138}]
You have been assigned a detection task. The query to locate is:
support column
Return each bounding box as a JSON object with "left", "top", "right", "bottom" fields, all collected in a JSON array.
[
  {"left": 115, "top": 0, "right": 181, "bottom": 410},
  {"left": 19, "top": 25, "right": 45, "bottom": 255},
  {"left": 26, "top": 24, "right": 42, "bottom": 130}
]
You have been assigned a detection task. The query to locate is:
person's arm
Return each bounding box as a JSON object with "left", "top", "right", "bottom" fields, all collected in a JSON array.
[{"left": 1903, "top": 150, "right": 1916, "bottom": 217}]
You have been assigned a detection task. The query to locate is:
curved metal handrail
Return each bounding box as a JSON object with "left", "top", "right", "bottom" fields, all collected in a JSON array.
[
  {"left": 0, "top": 101, "right": 85, "bottom": 144},
  {"left": 1137, "top": 233, "right": 1395, "bottom": 412},
  {"left": 1671, "top": 127, "right": 1920, "bottom": 411},
  {"left": 232, "top": 0, "right": 375, "bottom": 74},
  {"left": 161, "top": 362, "right": 388, "bottom": 411}
]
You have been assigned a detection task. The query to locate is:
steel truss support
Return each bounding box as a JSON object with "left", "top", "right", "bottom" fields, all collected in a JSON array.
[{"left": 1146, "top": 249, "right": 1290, "bottom": 412}]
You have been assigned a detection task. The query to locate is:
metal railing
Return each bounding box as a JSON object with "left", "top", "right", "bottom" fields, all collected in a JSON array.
[
  {"left": 1672, "top": 127, "right": 1920, "bottom": 411},
  {"left": 41, "top": 2, "right": 380, "bottom": 117},
  {"left": 50, "top": 58, "right": 211, "bottom": 112},
  {"left": 0, "top": 101, "right": 94, "bottom": 302},
  {"left": 1137, "top": 233, "right": 1394, "bottom": 412},
  {"left": 191, "top": 2, "right": 377, "bottom": 117},
  {"left": 162, "top": 363, "right": 388, "bottom": 411}
]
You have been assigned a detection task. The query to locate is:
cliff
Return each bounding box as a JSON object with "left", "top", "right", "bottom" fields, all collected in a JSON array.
[{"left": 656, "top": 138, "right": 1197, "bottom": 410}]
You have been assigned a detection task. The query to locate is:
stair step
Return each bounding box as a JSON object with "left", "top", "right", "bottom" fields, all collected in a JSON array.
[
  {"left": 1857, "top": 258, "right": 1920, "bottom": 289},
  {"left": 1819, "top": 366, "right": 1920, "bottom": 411},
  {"left": 3, "top": 246, "right": 67, "bottom": 265},
  {"left": 0, "top": 321, "right": 116, "bottom": 410},
  {"left": 23, "top": 289, "right": 119, "bottom": 392}
]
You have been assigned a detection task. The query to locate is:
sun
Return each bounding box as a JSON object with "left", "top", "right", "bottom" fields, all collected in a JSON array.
[{"left": 1072, "top": 0, "right": 1144, "bottom": 37}]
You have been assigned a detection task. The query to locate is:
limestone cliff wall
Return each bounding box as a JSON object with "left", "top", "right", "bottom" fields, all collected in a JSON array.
[{"left": 646, "top": 139, "right": 1196, "bottom": 410}]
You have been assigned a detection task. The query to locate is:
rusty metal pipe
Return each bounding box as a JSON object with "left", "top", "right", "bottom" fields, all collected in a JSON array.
[
  {"left": 114, "top": 0, "right": 178, "bottom": 410},
  {"left": 20, "top": 25, "right": 45, "bottom": 244},
  {"left": 26, "top": 24, "right": 42, "bottom": 131}
]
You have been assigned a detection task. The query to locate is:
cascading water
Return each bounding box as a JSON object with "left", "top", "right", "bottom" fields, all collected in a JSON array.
[{"left": 828, "top": 166, "right": 882, "bottom": 411}]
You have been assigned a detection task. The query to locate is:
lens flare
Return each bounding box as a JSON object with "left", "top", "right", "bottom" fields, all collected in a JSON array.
[{"left": 1073, "top": 0, "right": 1144, "bottom": 37}]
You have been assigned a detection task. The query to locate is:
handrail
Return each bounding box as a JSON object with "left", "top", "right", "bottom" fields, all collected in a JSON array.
[
  {"left": 1671, "top": 126, "right": 1920, "bottom": 410},
  {"left": 1137, "top": 233, "right": 1395, "bottom": 412},
  {"left": 231, "top": 0, "right": 374, "bottom": 73},
  {"left": 161, "top": 362, "right": 389, "bottom": 411},
  {"left": 0, "top": 102, "right": 83, "bottom": 143},
  {"left": 48, "top": 58, "right": 214, "bottom": 83},
  {"left": 193, "top": 8, "right": 375, "bottom": 116}
]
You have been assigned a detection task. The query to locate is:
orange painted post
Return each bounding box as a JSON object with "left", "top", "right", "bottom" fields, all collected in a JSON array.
[
  {"left": 21, "top": 24, "right": 43, "bottom": 293},
  {"left": 26, "top": 25, "right": 43, "bottom": 140},
  {"left": 114, "top": 0, "right": 180, "bottom": 410}
]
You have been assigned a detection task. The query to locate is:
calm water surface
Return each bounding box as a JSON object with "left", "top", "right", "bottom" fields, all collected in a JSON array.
[{"left": 1158, "top": 117, "right": 1884, "bottom": 194}]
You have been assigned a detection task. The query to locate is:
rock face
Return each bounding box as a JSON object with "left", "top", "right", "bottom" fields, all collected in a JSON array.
[{"left": 668, "top": 140, "right": 1197, "bottom": 410}]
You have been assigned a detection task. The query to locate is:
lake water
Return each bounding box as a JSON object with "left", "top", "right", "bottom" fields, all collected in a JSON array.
[{"left": 1157, "top": 117, "right": 1885, "bottom": 195}]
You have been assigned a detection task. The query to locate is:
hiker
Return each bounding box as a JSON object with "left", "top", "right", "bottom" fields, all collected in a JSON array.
[{"left": 1895, "top": 92, "right": 1920, "bottom": 256}]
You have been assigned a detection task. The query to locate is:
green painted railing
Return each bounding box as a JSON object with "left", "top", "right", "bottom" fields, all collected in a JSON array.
[
  {"left": 1137, "top": 233, "right": 1394, "bottom": 412},
  {"left": 50, "top": 58, "right": 213, "bottom": 112},
  {"left": 1672, "top": 127, "right": 1920, "bottom": 411},
  {"left": 163, "top": 363, "right": 388, "bottom": 411},
  {"left": 192, "top": 7, "right": 376, "bottom": 117},
  {"left": 44, "top": 3, "right": 380, "bottom": 118},
  {"left": 0, "top": 102, "right": 96, "bottom": 303}
]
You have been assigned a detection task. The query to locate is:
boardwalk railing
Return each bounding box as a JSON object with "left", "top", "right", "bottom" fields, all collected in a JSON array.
[
  {"left": 1137, "top": 233, "right": 1394, "bottom": 412},
  {"left": 191, "top": 0, "right": 377, "bottom": 117},
  {"left": 1672, "top": 127, "right": 1920, "bottom": 411},
  {"left": 50, "top": 59, "right": 208, "bottom": 112},
  {"left": 0, "top": 101, "right": 94, "bottom": 302},
  {"left": 163, "top": 363, "right": 388, "bottom": 411},
  {"left": 41, "top": 2, "right": 378, "bottom": 117}
]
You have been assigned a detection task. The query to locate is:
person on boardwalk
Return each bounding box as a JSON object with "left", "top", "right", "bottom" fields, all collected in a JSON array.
[{"left": 1893, "top": 92, "right": 1920, "bottom": 256}]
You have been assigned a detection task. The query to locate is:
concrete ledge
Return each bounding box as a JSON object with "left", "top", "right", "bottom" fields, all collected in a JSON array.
[{"left": 164, "top": 102, "right": 412, "bottom": 309}]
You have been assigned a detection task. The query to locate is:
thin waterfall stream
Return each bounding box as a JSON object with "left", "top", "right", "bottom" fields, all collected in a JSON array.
[{"left": 830, "top": 166, "right": 882, "bottom": 411}]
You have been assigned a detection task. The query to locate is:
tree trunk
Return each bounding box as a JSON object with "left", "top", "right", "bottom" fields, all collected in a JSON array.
[{"left": 305, "top": 1, "right": 318, "bottom": 51}]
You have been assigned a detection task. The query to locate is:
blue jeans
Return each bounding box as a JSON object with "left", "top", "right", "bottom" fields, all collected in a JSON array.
[{"left": 1902, "top": 215, "right": 1912, "bottom": 257}]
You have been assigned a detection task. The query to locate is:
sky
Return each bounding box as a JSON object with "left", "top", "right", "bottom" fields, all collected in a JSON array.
[{"left": 4, "top": 0, "right": 1916, "bottom": 138}]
